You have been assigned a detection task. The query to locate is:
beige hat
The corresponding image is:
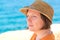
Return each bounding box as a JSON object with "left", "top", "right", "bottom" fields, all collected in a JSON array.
[{"left": 20, "top": 0, "right": 54, "bottom": 22}]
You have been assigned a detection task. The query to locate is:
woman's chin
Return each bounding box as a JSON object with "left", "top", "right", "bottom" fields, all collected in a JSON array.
[
  {"left": 29, "top": 28, "right": 35, "bottom": 32},
  {"left": 29, "top": 28, "right": 34, "bottom": 31}
]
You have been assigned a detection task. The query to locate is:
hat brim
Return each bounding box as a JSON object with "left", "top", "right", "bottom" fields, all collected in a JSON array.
[
  {"left": 20, "top": 7, "right": 52, "bottom": 22},
  {"left": 20, "top": 8, "right": 29, "bottom": 15}
]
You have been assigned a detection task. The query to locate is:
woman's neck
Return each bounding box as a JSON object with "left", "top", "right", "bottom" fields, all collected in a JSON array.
[{"left": 35, "top": 29, "right": 52, "bottom": 39}]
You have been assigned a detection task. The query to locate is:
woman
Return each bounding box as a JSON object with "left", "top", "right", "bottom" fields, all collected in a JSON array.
[{"left": 20, "top": 0, "right": 55, "bottom": 40}]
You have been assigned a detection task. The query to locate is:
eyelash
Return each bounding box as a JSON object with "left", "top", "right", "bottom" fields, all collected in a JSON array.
[{"left": 33, "top": 16, "right": 36, "bottom": 17}]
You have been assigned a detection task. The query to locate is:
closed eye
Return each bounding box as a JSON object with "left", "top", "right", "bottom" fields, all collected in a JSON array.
[{"left": 32, "top": 16, "right": 37, "bottom": 18}]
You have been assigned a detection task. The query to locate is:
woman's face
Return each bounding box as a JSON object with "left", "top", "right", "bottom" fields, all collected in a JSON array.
[{"left": 27, "top": 9, "right": 44, "bottom": 32}]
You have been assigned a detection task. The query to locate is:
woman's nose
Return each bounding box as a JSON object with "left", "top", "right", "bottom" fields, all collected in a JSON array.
[{"left": 27, "top": 17, "right": 32, "bottom": 22}]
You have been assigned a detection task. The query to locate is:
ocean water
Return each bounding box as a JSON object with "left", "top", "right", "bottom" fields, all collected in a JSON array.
[{"left": 0, "top": 0, "right": 60, "bottom": 34}]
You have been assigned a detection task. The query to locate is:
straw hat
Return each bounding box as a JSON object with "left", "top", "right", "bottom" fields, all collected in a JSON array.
[{"left": 20, "top": 0, "right": 54, "bottom": 22}]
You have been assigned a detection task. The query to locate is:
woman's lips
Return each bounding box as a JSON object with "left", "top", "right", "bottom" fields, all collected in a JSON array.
[{"left": 29, "top": 25, "right": 33, "bottom": 27}]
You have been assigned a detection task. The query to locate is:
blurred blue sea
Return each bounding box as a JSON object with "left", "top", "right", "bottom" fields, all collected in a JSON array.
[{"left": 0, "top": 0, "right": 60, "bottom": 34}]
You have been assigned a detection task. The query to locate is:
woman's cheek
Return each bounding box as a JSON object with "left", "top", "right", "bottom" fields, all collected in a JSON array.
[{"left": 32, "top": 19, "right": 39, "bottom": 26}]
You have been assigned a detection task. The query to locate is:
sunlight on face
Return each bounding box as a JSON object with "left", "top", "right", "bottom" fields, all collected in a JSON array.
[{"left": 27, "top": 9, "right": 44, "bottom": 32}]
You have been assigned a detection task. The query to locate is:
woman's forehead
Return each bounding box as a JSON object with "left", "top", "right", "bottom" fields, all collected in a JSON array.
[{"left": 27, "top": 9, "right": 40, "bottom": 16}]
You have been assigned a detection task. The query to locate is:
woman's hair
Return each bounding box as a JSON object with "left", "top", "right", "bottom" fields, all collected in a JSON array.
[{"left": 40, "top": 14, "right": 52, "bottom": 30}]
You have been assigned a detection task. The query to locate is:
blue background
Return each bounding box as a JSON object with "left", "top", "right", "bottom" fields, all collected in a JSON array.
[{"left": 0, "top": 0, "right": 60, "bottom": 34}]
